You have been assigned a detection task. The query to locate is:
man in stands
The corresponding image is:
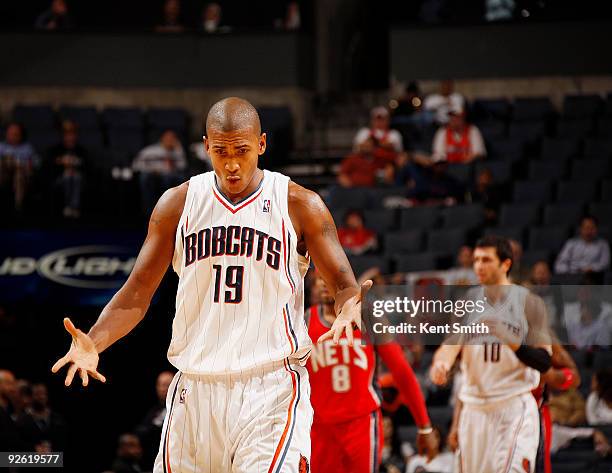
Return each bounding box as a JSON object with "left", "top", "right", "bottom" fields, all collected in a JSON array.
[
  {"left": 423, "top": 80, "right": 465, "bottom": 125},
  {"left": 432, "top": 104, "right": 486, "bottom": 164},
  {"left": 554, "top": 216, "right": 610, "bottom": 281},
  {"left": 354, "top": 106, "right": 403, "bottom": 163}
]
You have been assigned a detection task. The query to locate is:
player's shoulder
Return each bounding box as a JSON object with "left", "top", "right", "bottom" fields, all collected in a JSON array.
[
  {"left": 287, "top": 180, "right": 326, "bottom": 211},
  {"left": 154, "top": 180, "right": 190, "bottom": 222}
]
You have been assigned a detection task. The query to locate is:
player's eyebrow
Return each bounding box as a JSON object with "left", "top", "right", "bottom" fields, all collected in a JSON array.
[{"left": 234, "top": 144, "right": 250, "bottom": 149}]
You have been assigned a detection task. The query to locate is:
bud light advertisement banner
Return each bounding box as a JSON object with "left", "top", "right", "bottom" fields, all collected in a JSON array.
[{"left": 0, "top": 230, "right": 143, "bottom": 306}]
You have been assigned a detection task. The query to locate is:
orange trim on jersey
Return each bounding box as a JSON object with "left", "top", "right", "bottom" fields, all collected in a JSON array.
[
  {"left": 281, "top": 219, "right": 295, "bottom": 294},
  {"left": 283, "top": 307, "right": 296, "bottom": 353},
  {"left": 212, "top": 186, "right": 264, "bottom": 214},
  {"left": 268, "top": 359, "right": 298, "bottom": 473},
  {"left": 165, "top": 409, "right": 175, "bottom": 473}
]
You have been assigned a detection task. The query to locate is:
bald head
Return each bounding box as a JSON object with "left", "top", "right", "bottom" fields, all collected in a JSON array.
[{"left": 206, "top": 97, "right": 261, "bottom": 136}]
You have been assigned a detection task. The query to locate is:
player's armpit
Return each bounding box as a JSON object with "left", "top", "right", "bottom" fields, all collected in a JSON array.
[
  {"left": 87, "top": 182, "right": 189, "bottom": 353},
  {"left": 287, "top": 182, "right": 359, "bottom": 304}
]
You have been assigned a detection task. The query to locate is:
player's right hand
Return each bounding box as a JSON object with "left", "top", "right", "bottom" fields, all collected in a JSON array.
[
  {"left": 51, "top": 317, "right": 106, "bottom": 387},
  {"left": 429, "top": 360, "right": 450, "bottom": 386},
  {"left": 447, "top": 426, "right": 459, "bottom": 452}
]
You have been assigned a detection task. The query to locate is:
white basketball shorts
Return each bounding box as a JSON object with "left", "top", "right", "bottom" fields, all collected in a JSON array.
[
  {"left": 458, "top": 392, "right": 540, "bottom": 473},
  {"left": 153, "top": 359, "right": 313, "bottom": 473}
]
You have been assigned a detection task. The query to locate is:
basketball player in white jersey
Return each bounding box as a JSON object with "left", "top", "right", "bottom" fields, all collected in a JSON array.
[
  {"left": 51, "top": 97, "right": 371, "bottom": 472},
  {"left": 429, "top": 235, "right": 552, "bottom": 473}
]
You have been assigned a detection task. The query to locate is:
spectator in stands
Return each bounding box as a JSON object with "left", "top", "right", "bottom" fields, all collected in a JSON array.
[
  {"left": 380, "top": 416, "right": 405, "bottom": 473},
  {"left": 550, "top": 424, "right": 610, "bottom": 458},
  {"left": 133, "top": 129, "right": 186, "bottom": 215},
  {"left": 284, "top": 1, "right": 301, "bottom": 30},
  {"left": 549, "top": 387, "right": 587, "bottom": 426},
  {"left": 135, "top": 370, "right": 174, "bottom": 470},
  {"left": 446, "top": 245, "right": 478, "bottom": 285},
  {"left": 508, "top": 238, "right": 527, "bottom": 284},
  {"left": 527, "top": 260, "right": 565, "bottom": 335},
  {"left": 423, "top": 80, "right": 465, "bottom": 125},
  {"left": 111, "top": 433, "right": 144, "bottom": 473},
  {"left": 432, "top": 104, "right": 486, "bottom": 164},
  {"left": 201, "top": 3, "right": 227, "bottom": 33},
  {"left": 354, "top": 106, "right": 403, "bottom": 160},
  {"left": 29, "top": 382, "right": 67, "bottom": 451},
  {"left": 470, "top": 168, "right": 502, "bottom": 223},
  {"left": 586, "top": 369, "right": 612, "bottom": 425},
  {"left": 0, "top": 370, "right": 39, "bottom": 451},
  {"left": 567, "top": 298, "right": 610, "bottom": 349},
  {"left": 35, "top": 0, "right": 74, "bottom": 30},
  {"left": 338, "top": 137, "right": 400, "bottom": 188},
  {"left": 156, "top": 0, "right": 185, "bottom": 33},
  {"left": 485, "top": 0, "right": 515, "bottom": 21},
  {"left": 392, "top": 82, "right": 423, "bottom": 118},
  {"left": 0, "top": 122, "right": 38, "bottom": 213},
  {"left": 407, "top": 154, "right": 465, "bottom": 204},
  {"left": 405, "top": 425, "right": 454, "bottom": 473},
  {"left": 554, "top": 216, "right": 610, "bottom": 280},
  {"left": 46, "top": 120, "right": 89, "bottom": 218},
  {"left": 337, "top": 210, "right": 378, "bottom": 255}
]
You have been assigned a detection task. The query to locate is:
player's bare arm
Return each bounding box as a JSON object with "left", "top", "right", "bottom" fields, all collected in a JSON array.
[
  {"left": 288, "top": 181, "right": 371, "bottom": 344},
  {"left": 51, "top": 182, "right": 188, "bottom": 387}
]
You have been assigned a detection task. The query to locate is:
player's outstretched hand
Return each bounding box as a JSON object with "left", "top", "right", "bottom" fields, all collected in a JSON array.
[
  {"left": 51, "top": 317, "right": 106, "bottom": 387},
  {"left": 429, "top": 360, "right": 451, "bottom": 386},
  {"left": 317, "top": 280, "right": 373, "bottom": 346}
]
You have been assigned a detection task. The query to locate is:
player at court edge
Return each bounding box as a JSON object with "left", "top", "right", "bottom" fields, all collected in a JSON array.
[
  {"left": 307, "top": 273, "right": 436, "bottom": 473},
  {"left": 51, "top": 97, "right": 372, "bottom": 473},
  {"left": 429, "top": 235, "right": 552, "bottom": 473}
]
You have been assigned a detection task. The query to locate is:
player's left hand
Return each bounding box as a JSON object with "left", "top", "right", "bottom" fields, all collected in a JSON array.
[
  {"left": 318, "top": 280, "right": 372, "bottom": 346},
  {"left": 417, "top": 429, "right": 438, "bottom": 461}
]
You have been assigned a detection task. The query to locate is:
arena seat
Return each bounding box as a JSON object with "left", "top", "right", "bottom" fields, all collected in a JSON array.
[
  {"left": 78, "top": 129, "right": 105, "bottom": 150},
  {"left": 569, "top": 159, "right": 611, "bottom": 181},
  {"left": 512, "top": 180, "right": 553, "bottom": 203},
  {"left": 540, "top": 137, "right": 580, "bottom": 161},
  {"left": 479, "top": 121, "right": 506, "bottom": 142},
  {"left": 28, "top": 129, "right": 61, "bottom": 152},
  {"left": 487, "top": 138, "right": 523, "bottom": 162},
  {"left": 427, "top": 227, "right": 467, "bottom": 253},
  {"left": 362, "top": 209, "right": 398, "bottom": 233},
  {"left": 399, "top": 206, "right": 441, "bottom": 229},
  {"left": 394, "top": 252, "right": 438, "bottom": 272},
  {"left": 522, "top": 249, "right": 551, "bottom": 266},
  {"left": 508, "top": 121, "right": 545, "bottom": 145},
  {"left": 59, "top": 106, "right": 100, "bottom": 130},
  {"left": 529, "top": 161, "right": 567, "bottom": 180},
  {"left": 384, "top": 230, "right": 424, "bottom": 255},
  {"left": 588, "top": 203, "right": 612, "bottom": 224},
  {"left": 543, "top": 203, "right": 585, "bottom": 226},
  {"left": 584, "top": 138, "right": 612, "bottom": 159},
  {"left": 445, "top": 163, "right": 473, "bottom": 183},
  {"left": 556, "top": 181, "right": 599, "bottom": 203},
  {"left": 12, "top": 104, "right": 55, "bottom": 130},
  {"left": 475, "top": 161, "right": 512, "bottom": 183},
  {"left": 527, "top": 225, "right": 569, "bottom": 252},
  {"left": 602, "top": 180, "right": 612, "bottom": 201},
  {"left": 147, "top": 107, "right": 188, "bottom": 132},
  {"left": 483, "top": 225, "right": 525, "bottom": 243},
  {"left": 471, "top": 98, "right": 511, "bottom": 121},
  {"left": 440, "top": 203, "right": 484, "bottom": 229},
  {"left": 512, "top": 97, "right": 553, "bottom": 121},
  {"left": 348, "top": 255, "right": 389, "bottom": 276},
  {"left": 108, "top": 129, "right": 145, "bottom": 155},
  {"left": 563, "top": 94, "right": 603, "bottom": 119},
  {"left": 327, "top": 187, "right": 370, "bottom": 210},
  {"left": 595, "top": 117, "right": 612, "bottom": 138},
  {"left": 103, "top": 107, "right": 144, "bottom": 130},
  {"left": 499, "top": 203, "right": 541, "bottom": 227},
  {"left": 367, "top": 187, "right": 408, "bottom": 207},
  {"left": 556, "top": 118, "right": 594, "bottom": 138}
]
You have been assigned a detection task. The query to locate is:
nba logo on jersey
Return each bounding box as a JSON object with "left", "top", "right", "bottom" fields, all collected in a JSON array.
[
  {"left": 263, "top": 199, "right": 271, "bottom": 212},
  {"left": 179, "top": 388, "right": 187, "bottom": 404}
]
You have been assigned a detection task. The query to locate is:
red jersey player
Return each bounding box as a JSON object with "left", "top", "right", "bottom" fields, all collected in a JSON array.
[{"left": 307, "top": 275, "right": 435, "bottom": 472}]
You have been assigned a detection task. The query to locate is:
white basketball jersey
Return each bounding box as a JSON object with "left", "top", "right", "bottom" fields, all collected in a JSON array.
[
  {"left": 168, "top": 170, "right": 312, "bottom": 374},
  {"left": 459, "top": 284, "right": 540, "bottom": 405}
]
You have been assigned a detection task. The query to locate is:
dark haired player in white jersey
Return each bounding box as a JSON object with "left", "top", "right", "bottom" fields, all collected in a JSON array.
[
  {"left": 430, "top": 235, "right": 552, "bottom": 473},
  {"left": 51, "top": 97, "right": 370, "bottom": 472}
]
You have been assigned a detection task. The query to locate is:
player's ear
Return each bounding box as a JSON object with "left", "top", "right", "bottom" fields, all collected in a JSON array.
[
  {"left": 258, "top": 133, "right": 267, "bottom": 155},
  {"left": 203, "top": 135, "right": 209, "bottom": 151}
]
